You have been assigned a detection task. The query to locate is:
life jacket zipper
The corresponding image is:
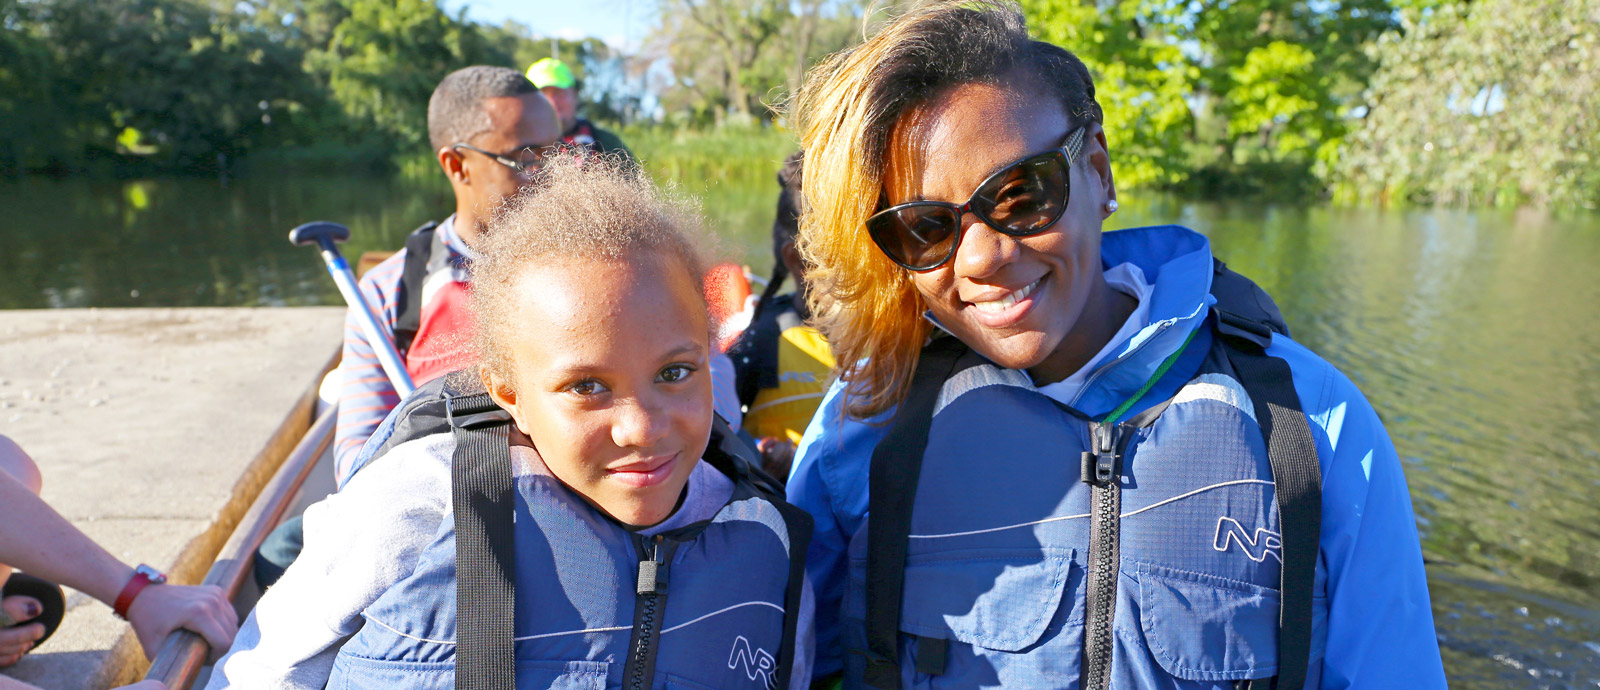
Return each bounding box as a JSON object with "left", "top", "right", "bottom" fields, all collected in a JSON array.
[
  {"left": 625, "top": 533, "right": 675, "bottom": 690},
  {"left": 1081, "top": 420, "right": 1126, "bottom": 690}
]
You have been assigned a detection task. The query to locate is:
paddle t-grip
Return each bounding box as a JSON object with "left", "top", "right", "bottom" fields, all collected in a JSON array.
[
  {"left": 289, "top": 220, "right": 415, "bottom": 396},
  {"left": 288, "top": 221, "right": 352, "bottom": 252}
]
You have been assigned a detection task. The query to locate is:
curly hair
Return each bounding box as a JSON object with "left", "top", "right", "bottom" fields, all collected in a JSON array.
[{"left": 469, "top": 151, "right": 709, "bottom": 387}]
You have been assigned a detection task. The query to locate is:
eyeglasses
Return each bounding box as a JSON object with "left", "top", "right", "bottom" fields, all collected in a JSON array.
[
  {"left": 451, "top": 142, "right": 550, "bottom": 175},
  {"left": 865, "top": 126, "right": 1087, "bottom": 271}
]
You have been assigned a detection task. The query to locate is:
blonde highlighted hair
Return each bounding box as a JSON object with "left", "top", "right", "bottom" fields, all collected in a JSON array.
[{"left": 792, "top": 0, "right": 1103, "bottom": 419}]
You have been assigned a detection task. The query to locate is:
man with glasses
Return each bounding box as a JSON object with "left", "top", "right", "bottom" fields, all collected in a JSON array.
[
  {"left": 253, "top": 66, "right": 559, "bottom": 589},
  {"left": 259, "top": 65, "right": 749, "bottom": 589},
  {"left": 327, "top": 66, "right": 563, "bottom": 485}
]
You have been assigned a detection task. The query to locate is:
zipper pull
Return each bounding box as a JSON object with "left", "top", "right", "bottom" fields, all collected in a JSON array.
[
  {"left": 1081, "top": 422, "right": 1123, "bottom": 486},
  {"left": 636, "top": 535, "right": 669, "bottom": 595}
]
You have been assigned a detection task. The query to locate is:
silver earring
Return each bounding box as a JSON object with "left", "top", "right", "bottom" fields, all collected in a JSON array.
[{"left": 1105, "top": 200, "right": 1119, "bottom": 214}]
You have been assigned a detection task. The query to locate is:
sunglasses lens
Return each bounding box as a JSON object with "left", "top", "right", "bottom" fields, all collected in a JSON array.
[
  {"left": 868, "top": 205, "right": 960, "bottom": 270},
  {"left": 972, "top": 153, "right": 1069, "bottom": 235}
]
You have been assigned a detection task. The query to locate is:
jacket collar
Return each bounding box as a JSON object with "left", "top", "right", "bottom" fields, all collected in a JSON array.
[
  {"left": 920, "top": 225, "right": 1216, "bottom": 417},
  {"left": 1067, "top": 225, "right": 1215, "bottom": 416}
]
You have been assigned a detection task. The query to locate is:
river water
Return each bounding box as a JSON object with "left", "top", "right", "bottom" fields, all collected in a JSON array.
[{"left": 3, "top": 173, "right": 1598, "bottom": 687}]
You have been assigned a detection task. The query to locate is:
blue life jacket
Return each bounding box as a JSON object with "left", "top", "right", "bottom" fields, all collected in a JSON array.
[
  {"left": 842, "top": 263, "right": 1327, "bottom": 690},
  {"left": 330, "top": 374, "right": 812, "bottom": 690}
]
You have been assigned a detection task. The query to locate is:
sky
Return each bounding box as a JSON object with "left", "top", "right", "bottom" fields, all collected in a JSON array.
[{"left": 444, "top": 0, "right": 655, "bottom": 51}]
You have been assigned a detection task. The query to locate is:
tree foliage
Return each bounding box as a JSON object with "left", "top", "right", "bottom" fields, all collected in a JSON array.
[
  {"left": 1019, "top": 0, "right": 1196, "bottom": 189},
  {"left": 0, "top": 0, "right": 560, "bottom": 174},
  {"left": 304, "top": 0, "right": 508, "bottom": 148},
  {"left": 1, "top": 0, "right": 305, "bottom": 170},
  {"left": 1330, "top": 0, "right": 1600, "bottom": 208},
  {"left": 649, "top": 0, "right": 867, "bottom": 126},
  {"left": 1019, "top": 0, "right": 1395, "bottom": 190},
  {"left": 6, "top": 0, "right": 1597, "bottom": 208}
]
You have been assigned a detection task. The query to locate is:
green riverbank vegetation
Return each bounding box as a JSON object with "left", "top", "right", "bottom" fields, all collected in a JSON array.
[{"left": 2, "top": 0, "right": 1596, "bottom": 208}]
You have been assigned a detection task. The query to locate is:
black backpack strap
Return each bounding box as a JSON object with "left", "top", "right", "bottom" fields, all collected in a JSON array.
[
  {"left": 394, "top": 220, "right": 439, "bottom": 356},
  {"left": 1211, "top": 279, "right": 1319, "bottom": 690},
  {"left": 1211, "top": 258, "right": 1290, "bottom": 340},
  {"left": 447, "top": 392, "right": 516, "bottom": 690},
  {"left": 771, "top": 499, "right": 814, "bottom": 690},
  {"left": 861, "top": 336, "right": 967, "bottom": 690}
]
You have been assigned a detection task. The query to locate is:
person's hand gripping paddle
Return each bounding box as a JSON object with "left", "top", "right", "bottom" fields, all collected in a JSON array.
[{"left": 290, "top": 221, "right": 416, "bottom": 397}]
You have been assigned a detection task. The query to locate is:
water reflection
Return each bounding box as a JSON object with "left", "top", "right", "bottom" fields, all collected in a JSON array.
[
  {"left": 0, "top": 175, "right": 453, "bottom": 309},
  {"left": 3, "top": 174, "right": 1599, "bottom": 688},
  {"left": 1114, "top": 196, "right": 1600, "bottom": 688}
]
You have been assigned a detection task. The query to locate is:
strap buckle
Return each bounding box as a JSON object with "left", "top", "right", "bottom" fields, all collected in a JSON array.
[
  {"left": 1214, "top": 307, "right": 1274, "bottom": 351},
  {"left": 445, "top": 394, "right": 512, "bottom": 429}
]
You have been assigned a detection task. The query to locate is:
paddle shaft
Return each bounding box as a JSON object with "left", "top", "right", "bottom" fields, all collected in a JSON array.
[{"left": 312, "top": 238, "right": 415, "bottom": 397}]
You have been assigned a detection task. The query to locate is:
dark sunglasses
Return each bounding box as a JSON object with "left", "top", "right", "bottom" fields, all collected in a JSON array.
[
  {"left": 451, "top": 142, "right": 550, "bottom": 175},
  {"left": 866, "top": 126, "right": 1087, "bottom": 271}
]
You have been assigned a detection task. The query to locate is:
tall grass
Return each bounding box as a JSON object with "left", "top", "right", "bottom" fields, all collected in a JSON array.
[
  {"left": 625, "top": 124, "right": 796, "bottom": 269},
  {"left": 623, "top": 124, "right": 798, "bottom": 185},
  {"left": 385, "top": 124, "right": 798, "bottom": 268}
]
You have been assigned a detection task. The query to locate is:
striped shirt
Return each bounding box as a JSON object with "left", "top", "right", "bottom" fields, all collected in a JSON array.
[{"left": 333, "top": 215, "right": 744, "bottom": 485}]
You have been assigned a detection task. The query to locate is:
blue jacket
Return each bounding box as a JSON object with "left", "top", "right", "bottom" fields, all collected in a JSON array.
[{"left": 787, "top": 226, "right": 1446, "bottom": 688}]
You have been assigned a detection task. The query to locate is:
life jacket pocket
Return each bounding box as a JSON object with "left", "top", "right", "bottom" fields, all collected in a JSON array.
[
  {"left": 897, "top": 546, "right": 1078, "bottom": 652},
  {"left": 1135, "top": 561, "right": 1325, "bottom": 682}
]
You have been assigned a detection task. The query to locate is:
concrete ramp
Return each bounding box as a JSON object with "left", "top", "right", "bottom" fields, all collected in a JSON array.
[{"left": 0, "top": 307, "right": 343, "bottom": 689}]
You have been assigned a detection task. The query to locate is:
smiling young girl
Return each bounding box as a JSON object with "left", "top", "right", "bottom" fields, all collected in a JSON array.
[{"left": 207, "top": 155, "right": 813, "bottom": 690}]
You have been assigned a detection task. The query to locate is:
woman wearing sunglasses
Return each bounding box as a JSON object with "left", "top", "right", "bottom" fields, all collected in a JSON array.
[{"left": 785, "top": 2, "right": 1446, "bottom": 689}]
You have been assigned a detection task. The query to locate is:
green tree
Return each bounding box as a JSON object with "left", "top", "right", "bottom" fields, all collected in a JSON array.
[
  {"left": 1330, "top": 0, "right": 1600, "bottom": 208},
  {"left": 1, "top": 0, "right": 306, "bottom": 170},
  {"left": 0, "top": 0, "right": 83, "bottom": 171},
  {"left": 1021, "top": 0, "right": 1197, "bottom": 189},
  {"left": 304, "top": 0, "right": 510, "bottom": 149},
  {"left": 1187, "top": 0, "right": 1393, "bottom": 164},
  {"left": 651, "top": 0, "right": 865, "bottom": 125}
]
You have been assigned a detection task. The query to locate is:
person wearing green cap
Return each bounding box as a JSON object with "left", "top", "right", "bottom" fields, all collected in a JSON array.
[{"left": 526, "top": 57, "right": 633, "bottom": 159}]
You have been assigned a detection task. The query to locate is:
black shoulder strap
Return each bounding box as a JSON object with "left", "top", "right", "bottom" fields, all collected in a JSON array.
[
  {"left": 770, "top": 498, "right": 814, "bottom": 690},
  {"left": 1210, "top": 265, "right": 1319, "bottom": 690},
  {"left": 1211, "top": 258, "right": 1290, "bottom": 339},
  {"left": 394, "top": 220, "right": 439, "bottom": 356},
  {"left": 447, "top": 392, "right": 516, "bottom": 690},
  {"left": 703, "top": 413, "right": 786, "bottom": 497},
  {"left": 861, "top": 336, "right": 967, "bottom": 690}
]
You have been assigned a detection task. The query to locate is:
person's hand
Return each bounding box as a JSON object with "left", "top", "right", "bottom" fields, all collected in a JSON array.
[
  {"left": 125, "top": 583, "right": 237, "bottom": 662},
  {"left": 757, "top": 437, "right": 797, "bottom": 483},
  {"left": 0, "top": 594, "right": 45, "bottom": 666}
]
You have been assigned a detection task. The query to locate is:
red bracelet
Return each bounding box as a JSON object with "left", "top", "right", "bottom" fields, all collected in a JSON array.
[{"left": 113, "top": 565, "right": 167, "bottom": 620}]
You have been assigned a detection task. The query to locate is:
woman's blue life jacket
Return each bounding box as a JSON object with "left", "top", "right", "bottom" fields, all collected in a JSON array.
[
  {"left": 789, "top": 226, "right": 1446, "bottom": 690},
  {"left": 330, "top": 373, "right": 814, "bottom": 690}
]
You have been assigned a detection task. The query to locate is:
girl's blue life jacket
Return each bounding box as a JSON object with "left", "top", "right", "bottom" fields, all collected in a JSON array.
[
  {"left": 847, "top": 260, "right": 1325, "bottom": 690},
  {"left": 333, "top": 373, "right": 813, "bottom": 690}
]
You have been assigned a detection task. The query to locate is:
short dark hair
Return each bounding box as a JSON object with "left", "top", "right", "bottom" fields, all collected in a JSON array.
[{"left": 427, "top": 66, "right": 537, "bottom": 152}]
